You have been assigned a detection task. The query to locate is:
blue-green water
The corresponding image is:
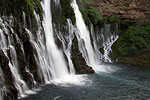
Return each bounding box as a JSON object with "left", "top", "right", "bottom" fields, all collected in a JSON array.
[{"left": 20, "top": 63, "right": 150, "bottom": 100}]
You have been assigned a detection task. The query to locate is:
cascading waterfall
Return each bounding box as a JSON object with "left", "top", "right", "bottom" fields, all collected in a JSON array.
[
  {"left": 0, "top": 0, "right": 120, "bottom": 99},
  {"left": 71, "top": 0, "right": 96, "bottom": 66},
  {"left": 102, "top": 35, "right": 118, "bottom": 62},
  {"left": 0, "top": 17, "right": 29, "bottom": 98},
  {"left": 56, "top": 19, "right": 75, "bottom": 74},
  {"left": 23, "top": 11, "right": 51, "bottom": 82},
  {"left": 41, "top": 0, "right": 69, "bottom": 79},
  {"left": 8, "top": 46, "right": 29, "bottom": 97},
  {"left": 71, "top": 0, "right": 119, "bottom": 66},
  {"left": 91, "top": 24, "right": 119, "bottom": 62},
  {"left": 90, "top": 25, "right": 104, "bottom": 63},
  {"left": 0, "top": 2, "right": 75, "bottom": 98}
]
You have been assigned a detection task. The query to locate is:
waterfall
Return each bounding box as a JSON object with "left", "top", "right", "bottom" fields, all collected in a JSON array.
[
  {"left": 71, "top": 0, "right": 96, "bottom": 66},
  {"left": 0, "top": 0, "right": 119, "bottom": 99},
  {"left": 8, "top": 46, "right": 29, "bottom": 97},
  {"left": 0, "top": 17, "right": 29, "bottom": 98},
  {"left": 103, "top": 35, "right": 118, "bottom": 62},
  {"left": 41, "top": 0, "right": 69, "bottom": 79},
  {"left": 0, "top": 2, "right": 75, "bottom": 98},
  {"left": 56, "top": 19, "right": 75, "bottom": 74},
  {"left": 91, "top": 24, "right": 119, "bottom": 62},
  {"left": 90, "top": 25, "right": 104, "bottom": 63},
  {"left": 71, "top": 0, "right": 119, "bottom": 65}
]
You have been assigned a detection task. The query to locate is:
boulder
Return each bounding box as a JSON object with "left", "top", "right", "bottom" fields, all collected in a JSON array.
[
  {"left": 71, "top": 36, "right": 95, "bottom": 74},
  {"left": 80, "top": 65, "right": 95, "bottom": 74}
]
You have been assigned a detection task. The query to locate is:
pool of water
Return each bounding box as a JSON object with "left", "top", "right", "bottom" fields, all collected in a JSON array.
[{"left": 20, "top": 63, "right": 150, "bottom": 100}]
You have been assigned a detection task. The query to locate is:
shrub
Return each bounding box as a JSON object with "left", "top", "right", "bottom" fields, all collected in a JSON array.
[
  {"left": 80, "top": 7, "right": 99, "bottom": 26},
  {"left": 112, "top": 21, "right": 150, "bottom": 57}
]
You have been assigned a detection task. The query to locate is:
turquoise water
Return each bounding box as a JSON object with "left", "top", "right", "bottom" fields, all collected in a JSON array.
[{"left": 20, "top": 63, "right": 150, "bottom": 100}]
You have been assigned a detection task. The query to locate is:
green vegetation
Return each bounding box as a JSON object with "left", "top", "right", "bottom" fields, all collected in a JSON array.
[
  {"left": 33, "top": 0, "right": 43, "bottom": 20},
  {"left": 102, "top": 16, "right": 127, "bottom": 25},
  {"left": 112, "top": 21, "right": 150, "bottom": 58},
  {"left": 103, "top": 16, "right": 120, "bottom": 23},
  {"left": 60, "top": 0, "right": 76, "bottom": 25},
  {"left": 81, "top": 7, "right": 99, "bottom": 26},
  {"left": 0, "top": 0, "right": 43, "bottom": 20},
  {"left": 78, "top": 0, "right": 99, "bottom": 26}
]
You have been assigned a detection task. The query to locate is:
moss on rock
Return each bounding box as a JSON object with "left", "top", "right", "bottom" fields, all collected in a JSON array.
[
  {"left": 80, "top": 7, "right": 99, "bottom": 26},
  {"left": 60, "top": 0, "right": 76, "bottom": 25},
  {"left": 0, "top": 0, "right": 43, "bottom": 20},
  {"left": 71, "top": 36, "right": 95, "bottom": 74}
]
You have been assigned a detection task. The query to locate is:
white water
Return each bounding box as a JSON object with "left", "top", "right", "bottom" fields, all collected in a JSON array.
[
  {"left": 8, "top": 46, "right": 29, "bottom": 97},
  {"left": 0, "top": 17, "right": 29, "bottom": 98},
  {"left": 22, "top": 0, "right": 76, "bottom": 83},
  {"left": 56, "top": 19, "right": 76, "bottom": 74},
  {"left": 52, "top": 74, "right": 92, "bottom": 87},
  {"left": 71, "top": 0, "right": 96, "bottom": 66},
  {"left": 42, "top": 0, "right": 69, "bottom": 79},
  {"left": 103, "top": 35, "right": 118, "bottom": 62},
  {"left": 71, "top": 0, "right": 119, "bottom": 73},
  {"left": 0, "top": 0, "right": 119, "bottom": 99},
  {"left": 90, "top": 25, "right": 104, "bottom": 63},
  {"left": 91, "top": 24, "right": 119, "bottom": 62}
]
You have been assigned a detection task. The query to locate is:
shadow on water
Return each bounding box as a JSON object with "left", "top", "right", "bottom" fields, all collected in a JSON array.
[{"left": 20, "top": 63, "right": 150, "bottom": 100}]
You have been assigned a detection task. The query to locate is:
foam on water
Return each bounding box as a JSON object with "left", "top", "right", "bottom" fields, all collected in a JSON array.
[
  {"left": 52, "top": 75, "right": 92, "bottom": 87},
  {"left": 92, "top": 64, "right": 118, "bottom": 74}
]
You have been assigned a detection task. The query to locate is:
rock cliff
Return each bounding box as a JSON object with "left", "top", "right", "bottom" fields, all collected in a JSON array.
[{"left": 93, "top": 0, "right": 150, "bottom": 22}]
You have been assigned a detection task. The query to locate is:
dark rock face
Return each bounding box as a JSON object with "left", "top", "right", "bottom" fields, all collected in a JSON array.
[
  {"left": 0, "top": 50, "right": 18, "bottom": 100},
  {"left": 15, "top": 42, "right": 34, "bottom": 88},
  {"left": 71, "top": 36, "right": 95, "bottom": 74},
  {"left": 93, "top": 0, "right": 150, "bottom": 21},
  {"left": 23, "top": 41, "right": 44, "bottom": 86},
  {"left": 0, "top": 15, "right": 45, "bottom": 99}
]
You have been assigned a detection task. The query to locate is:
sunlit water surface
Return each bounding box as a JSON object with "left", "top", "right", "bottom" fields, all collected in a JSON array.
[{"left": 20, "top": 63, "right": 150, "bottom": 100}]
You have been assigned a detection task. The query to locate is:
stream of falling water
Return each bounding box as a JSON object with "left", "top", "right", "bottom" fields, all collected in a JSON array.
[
  {"left": 56, "top": 19, "right": 75, "bottom": 75},
  {"left": 41, "top": 0, "right": 69, "bottom": 80},
  {"left": 71, "top": 0, "right": 119, "bottom": 70},
  {"left": 0, "top": 17, "right": 29, "bottom": 98},
  {"left": 0, "top": 0, "right": 119, "bottom": 99},
  {"left": 71, "top": 0, "right": 97, "bottom": 66}
]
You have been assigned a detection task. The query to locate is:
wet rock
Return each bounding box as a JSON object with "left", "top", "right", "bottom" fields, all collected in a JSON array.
[
  {"left": 55, "top": 37, "right": 63, "bottom": 49},
  {"left": 14, "top": 22, "right": 30, "bottom": 43},
  {"left": 15, "top": 43, "right": 34, "bottom": 88},
  {"left": 23, "top": 41, "right": 44, "bottom": 85},
  {"left": 20, "top": 28, "right": 30, "bottom": 43},
  {"left": 71, "top": 36, "right": 95, "bottom": 74},
  {"left": 80, "top": 65, "right": 95, "bottom": 74},
  {"left": 0, "top": 50, "right": 13, "bottom": 85},
  {"left": 0, "top": 50, "right": 18, "bottom": 100}
]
